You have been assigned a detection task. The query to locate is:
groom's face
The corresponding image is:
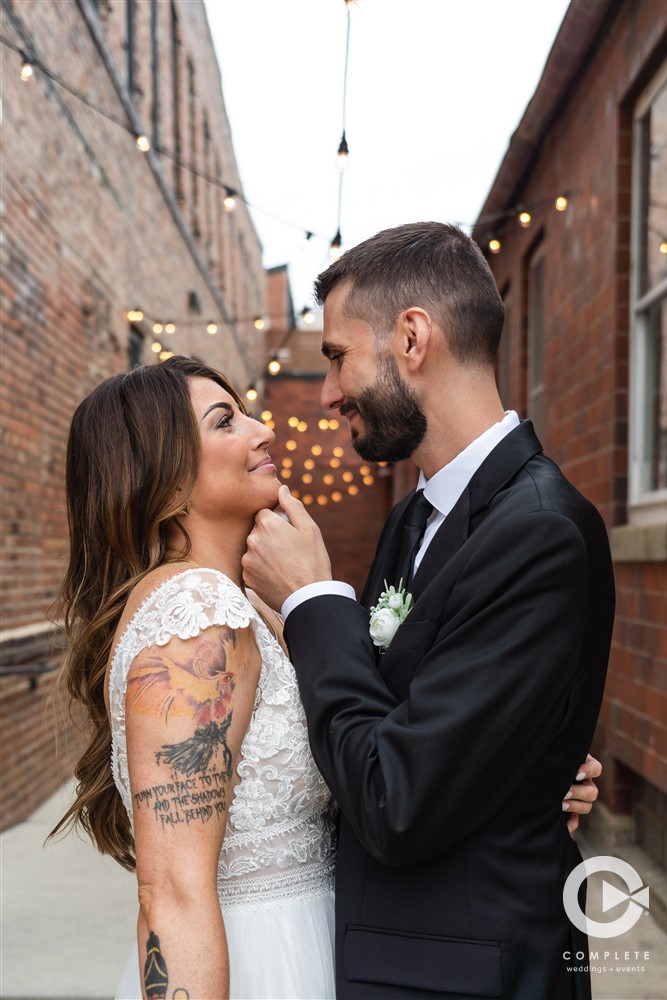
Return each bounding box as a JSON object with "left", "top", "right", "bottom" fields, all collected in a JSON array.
[{"left": 320, "top": 284, "right": 427, "bottom": 462}]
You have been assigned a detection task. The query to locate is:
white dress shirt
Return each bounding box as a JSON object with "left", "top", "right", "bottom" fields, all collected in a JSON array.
[{"left": 281, "top": 411, "right": 520, "bottom": 620}]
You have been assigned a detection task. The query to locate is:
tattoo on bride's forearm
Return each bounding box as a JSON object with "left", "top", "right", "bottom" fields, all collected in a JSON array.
[
  {"left": 144, "top": 930, "right": 168, "bottom": 999},
  {"left": 143, "top": 931, "right": 190, "bottom": 1000}
]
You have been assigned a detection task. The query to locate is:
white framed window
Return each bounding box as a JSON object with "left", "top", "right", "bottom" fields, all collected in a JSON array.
[{"left": 629, "top": 61, "right": 667, "bottom": 521}]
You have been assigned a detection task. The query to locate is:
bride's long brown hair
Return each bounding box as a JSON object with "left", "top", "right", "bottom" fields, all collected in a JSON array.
[{"left": 50, "top": 355, "right": 245, "bottom": 869}]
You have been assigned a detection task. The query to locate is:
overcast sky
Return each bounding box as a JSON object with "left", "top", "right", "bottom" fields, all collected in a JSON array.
[{"left": 205, "top": 0, "right": 570, "bottom": 313}]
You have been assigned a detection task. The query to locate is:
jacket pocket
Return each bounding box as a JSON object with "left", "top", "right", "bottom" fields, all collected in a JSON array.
[{"left": 343, "top": 925, "right": 502, "bottom": 996}]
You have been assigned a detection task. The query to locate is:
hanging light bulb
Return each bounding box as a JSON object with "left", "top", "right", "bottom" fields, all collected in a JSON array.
[
  {"left": 223, "top": 188, "right": 237, "bottom": 212},
  {"left": 126, "top": 308, "right": 144, "bottom": 323},
  {"left": 206, "top": 322, "right": 218, "bottom": 335},
  {"left": 660, "top": 240, "right": 667, "bottom": 255},
  {"left": 253, "top": 316, "right": 266, "bottom": 330},
  {"left": 300, "top": 306, "right": 315, "bottom": 325},
  {"left": 268, "top": 358, "right": 281, "bottom": 375},
  {"left": 246, "top": 385, "right": 258, "bottom": 402},
  {"left": 165, "top": 322, "right": 176, "bottom": 334},
  {"left": 518, "top": 209, "right": 532, "bottom": 228},
  {"left": 488, "top": 237, "right": 501, "bottom": 255},
  {"left": 330, "top": 229, "right": 343, "bottom": 262},
  {"left": 336, "top": 132, "right": 349, "bottom": 173},
  {"left": 152, "top": 322, "right": 163, "bottom": 334},
  {"left": 135, "top": 134, "right": 151, "bottom": 153},
  {"left": 20, "top": 54, "right": 34, "bottom": 81},
  {"left": 151, "top": 341, "right": 162, "bottom": 353},
  {"left": 555, "top": 195, "right": 569, "bottom": 212}
]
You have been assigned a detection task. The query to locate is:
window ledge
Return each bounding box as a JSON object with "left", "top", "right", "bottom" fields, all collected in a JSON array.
[{"left": 610, "top": 522, "right": 667, "bottom": 562}]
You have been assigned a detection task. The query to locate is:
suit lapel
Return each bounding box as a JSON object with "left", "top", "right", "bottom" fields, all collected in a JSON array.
[
  {"left": 360, "top": 421, "right": 543, "bottom": 611},
  {"left": 360, "top": 491, "right": 414, "bottom": 611},
  {"left": 410, "top": 421, "right": 543, "bottom": 601}
]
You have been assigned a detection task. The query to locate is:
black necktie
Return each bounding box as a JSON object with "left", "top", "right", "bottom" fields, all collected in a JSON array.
[{"left": 395, "top": 489, "right": 434, "bottom": 588}]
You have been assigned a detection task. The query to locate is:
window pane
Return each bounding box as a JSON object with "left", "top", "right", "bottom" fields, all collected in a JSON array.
[
  {"left": 638, "top": 76, "right": 667, "bottom": 297},
  {"left": 642, "top": 296, "right": 667, "bottom": 492}
]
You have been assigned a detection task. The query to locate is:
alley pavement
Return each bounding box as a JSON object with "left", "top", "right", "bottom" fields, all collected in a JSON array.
[{"left": 1, "top": 780, "right": 666, "bottom": 999}]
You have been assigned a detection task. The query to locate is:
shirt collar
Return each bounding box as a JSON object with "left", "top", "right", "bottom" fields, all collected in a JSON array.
[{"left": 417, "top": 411, "right": 520, "bottom": 518}]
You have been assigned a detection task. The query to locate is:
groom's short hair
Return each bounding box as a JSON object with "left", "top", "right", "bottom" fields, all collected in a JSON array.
[{"left": 314, "top": 221, "right": 505, "bottom": 367}]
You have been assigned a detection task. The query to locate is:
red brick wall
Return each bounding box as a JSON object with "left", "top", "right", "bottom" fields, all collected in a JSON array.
[
  {"left": 0, "top": 0, "right": 265, "bottom": 829},
  {"left": 481, "top": 0, "right": 667, "bottom": 829}
]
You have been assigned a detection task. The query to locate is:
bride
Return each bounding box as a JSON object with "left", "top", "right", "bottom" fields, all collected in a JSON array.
[{"left": 52, "top": 355, "right": 336, "bottom": 999}]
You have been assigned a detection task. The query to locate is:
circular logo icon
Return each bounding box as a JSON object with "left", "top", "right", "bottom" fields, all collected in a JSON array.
[{"left": 563, "top": 855, "right": 649, "bottom": 938}]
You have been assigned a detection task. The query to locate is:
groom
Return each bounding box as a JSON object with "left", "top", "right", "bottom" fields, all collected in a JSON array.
[{"left": 244, "top": 222, "right": 615, "bottom": 999}]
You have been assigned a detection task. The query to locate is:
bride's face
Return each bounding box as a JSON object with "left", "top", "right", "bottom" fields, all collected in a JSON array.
[{"left": 187, "top": 377, "right": 279, "bottom": 520}]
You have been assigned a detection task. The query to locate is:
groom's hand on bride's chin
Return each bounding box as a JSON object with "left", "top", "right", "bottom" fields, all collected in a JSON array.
[
  {"left": 243, "top": 485, "right": 333, "bottom": 609},
  {"left": 562, "top": 753, "right": 602, "bottom": 835}
]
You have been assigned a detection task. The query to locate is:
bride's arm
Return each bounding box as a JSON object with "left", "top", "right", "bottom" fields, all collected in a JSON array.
[{"left": 125, "top": 622, "right": 260, "bottom": 1000}]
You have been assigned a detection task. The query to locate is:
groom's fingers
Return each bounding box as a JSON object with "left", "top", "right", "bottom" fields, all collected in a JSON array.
[{"left": 277, "top": 483, "right": 312, "bottom": 530}]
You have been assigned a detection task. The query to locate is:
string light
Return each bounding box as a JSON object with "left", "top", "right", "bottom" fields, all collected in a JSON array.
[
  {"left": 286, "top": 440, "right": 297, "bottom": 451},
  {"left": 261, "top": 410, "right": 273, "bottom": 422},
  {"left": 126, "top": 309, "right": 144, "bottom": 322},
  {"left": 2, "top": 39, "right": 578, "bottom": 283},
  {"left": 206, "top": 322, "right": 218, "bottom": 335},
  {"left": 151, "top": 341, "right": 162, "bottom": 353},
  {"left": 518, "top": 210, "right": 532, "bottom": 228},
  {"left": 488, "top": 237, "right": 502, "bottom": 254},
  {"left": 268, "top": 358, "right": 281, "bottom": 375},
  {"left": 245, "top": 385, "right": 258, "bottom": 402},
  {"left": 301, "top": 306, "right": 315, "bottom": 325},
  {"left": 336, "top": 132, "right": 349, "bottom": 172},
  {"left": 318, "top": 418, "right": 329, "bottom": 430},
  {"left": 660, "top": 240, "right": 667, "bottom": 255},
  {"left": 253, "top": 316, "right": 266, "bottom": 330},
  {"left": 288, "top": 416, "right": 299, "bottom": 428},
  {"left": 297, "top": 420, "right": 308, "bottom": 432},
  {"left": 164, "top": 322, "right": 176, "bottom": 334},
  {"left": 330, "top": 229, "right": 343, "bottom": 261},
  {"left": 282, "top": 457, "right": 293, "bottom": 468},
  {"left": 311, "top": 445, "right": 323, "bottom": 456},
  {"left": 152, "top": 322, "right": 163, "bottom": 334},
  {"left": 19, "top": 53, "right": 34, "bottom": 81}
]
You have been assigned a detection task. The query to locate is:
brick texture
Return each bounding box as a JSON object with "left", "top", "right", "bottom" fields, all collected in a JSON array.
[
  {"left": 480, "top": 0, "right": 667, "bottom": 844},
  {"left": 0, "top": 0, "right": 265, "bottom": 829}
]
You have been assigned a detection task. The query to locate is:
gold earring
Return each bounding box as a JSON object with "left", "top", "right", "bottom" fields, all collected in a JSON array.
[{"left": 178, "top": 499, "right": 191, "bottom": 516}]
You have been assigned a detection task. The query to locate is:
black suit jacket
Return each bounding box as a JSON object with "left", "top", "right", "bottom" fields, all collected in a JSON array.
[{"left": 285, "top": 422, "right": 615, "bottom": 999}]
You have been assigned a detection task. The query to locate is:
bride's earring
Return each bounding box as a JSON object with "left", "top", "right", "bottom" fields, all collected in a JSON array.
[{"left": 178, "top": 498, "right": 191, "bottom": 516}]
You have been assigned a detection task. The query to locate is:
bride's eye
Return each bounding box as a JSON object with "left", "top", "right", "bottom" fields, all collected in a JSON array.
[{"left": 216, "top": 414, "right": 232, "bottom": 429}]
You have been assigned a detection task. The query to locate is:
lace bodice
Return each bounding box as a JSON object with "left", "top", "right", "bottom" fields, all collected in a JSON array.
[{"left": 109, "top": 568, "right": 336, "bottom": 910}]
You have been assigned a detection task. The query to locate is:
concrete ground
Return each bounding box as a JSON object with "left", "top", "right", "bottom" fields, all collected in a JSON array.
[{"left": 1, "top": 780, "right": 666, "bottom": 999}]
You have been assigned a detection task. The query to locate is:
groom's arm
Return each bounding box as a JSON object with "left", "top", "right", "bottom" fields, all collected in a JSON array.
[{"left": 244, "top": 487, "right": 605, "bottom": 864}]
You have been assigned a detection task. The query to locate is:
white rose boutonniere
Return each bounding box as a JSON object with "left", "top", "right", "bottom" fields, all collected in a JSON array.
[{"left": 369, "top": 581, "right": 414, "bottom": 653}]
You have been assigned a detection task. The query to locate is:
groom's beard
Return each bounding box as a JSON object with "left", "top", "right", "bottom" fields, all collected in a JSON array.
[{"left": 348, "top": 353, "right": 428, "bottom": 463}]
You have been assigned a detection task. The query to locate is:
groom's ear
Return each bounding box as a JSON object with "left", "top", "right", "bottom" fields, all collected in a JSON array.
[{"left": 399, "top": 307, "right": 431, "bottom": 372}]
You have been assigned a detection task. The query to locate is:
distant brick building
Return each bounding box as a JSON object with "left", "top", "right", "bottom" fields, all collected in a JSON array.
[
  {"left": 0, "top": 0, "right": 265, "bottom": 828},
  {"left": 473, "top": 0, "right": 667, "bottom": 907}
]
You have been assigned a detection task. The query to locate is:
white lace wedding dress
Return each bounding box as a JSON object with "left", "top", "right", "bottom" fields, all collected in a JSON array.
[{"left": 109, "top": 568, "right": 336, "bottom": 999}]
